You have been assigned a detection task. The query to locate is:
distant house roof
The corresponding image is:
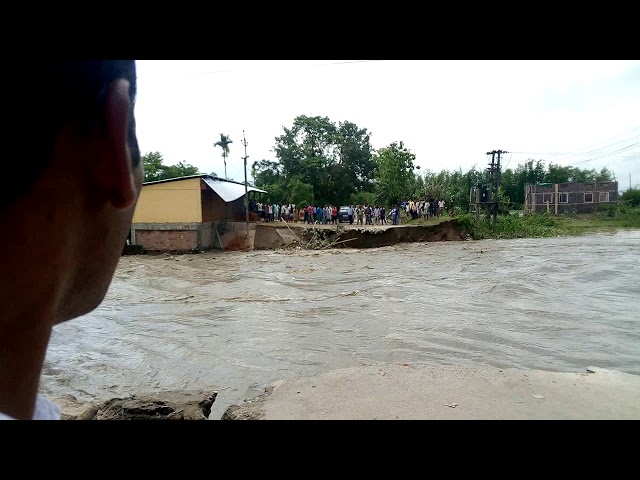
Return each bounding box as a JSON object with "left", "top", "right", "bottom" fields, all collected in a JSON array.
[{"left": 143, "top": 174, "right": 267, "bottom": 203}]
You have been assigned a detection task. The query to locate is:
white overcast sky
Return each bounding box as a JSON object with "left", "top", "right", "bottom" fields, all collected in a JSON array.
[{"left": 134, "top": 60, "right": 640, "bottom": 190}]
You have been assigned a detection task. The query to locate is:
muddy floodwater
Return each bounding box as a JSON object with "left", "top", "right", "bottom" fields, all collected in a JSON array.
[{"left": 42, "top": 230, "right": 640, "bottom": 419}]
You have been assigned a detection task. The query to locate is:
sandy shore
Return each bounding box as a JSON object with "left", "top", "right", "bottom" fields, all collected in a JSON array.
[{"left": 222, "top": 364, "right": 640, "bottom": 420}]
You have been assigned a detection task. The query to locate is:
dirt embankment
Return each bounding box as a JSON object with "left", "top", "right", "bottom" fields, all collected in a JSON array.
[
  {"left": 336, "top": 220, "right": 464, "bottom": 248},
  {"left": 254, "top": 220, "right": 465, "bottom": 250},
  {"left": 55, "top": 390, "right": 217, "bottom": 420}
]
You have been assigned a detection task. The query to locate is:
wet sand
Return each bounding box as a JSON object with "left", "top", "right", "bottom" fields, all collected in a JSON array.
[{"left": 223, "top": 364, "right": 640, "bottom": 420}]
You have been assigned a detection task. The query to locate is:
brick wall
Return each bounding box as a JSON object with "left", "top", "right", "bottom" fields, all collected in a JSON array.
[
  {"left": 136, "top": 230, "right": 198, "bottom": 252},
  {"left": 200, "top": 224, "right": 213, "bottom": 249}
]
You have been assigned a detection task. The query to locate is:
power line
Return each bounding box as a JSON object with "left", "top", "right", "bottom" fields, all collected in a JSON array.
[
  {"left": 509, "top": 129, "right": 640, "bottom": 158},
  {"left": 572, "top": 143, "right": 640, "bottom": 165},
  {"left": 542, "top": 125, "right": 640, "bottom": 160},
  {"left": 503, "top": 153, "right": 513, "bottom": 169},
  {"left": 549, "top": 134, "right": 640, "bottom": 163}
]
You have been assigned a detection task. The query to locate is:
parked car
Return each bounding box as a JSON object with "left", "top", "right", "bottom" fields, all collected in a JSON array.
[{"left": 338, "top": 206, "right": 350, "bottom": 222}]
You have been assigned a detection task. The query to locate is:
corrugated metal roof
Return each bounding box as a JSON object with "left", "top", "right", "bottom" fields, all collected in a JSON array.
[
  {"left": 202, "top": 177, "right": 267, "bottom": 203},
  {"left": 143, "top": 174, "right": 267, "bottom": 202},
  {"left": 143, "top": 174, "right": 205, "bottom": 186}
]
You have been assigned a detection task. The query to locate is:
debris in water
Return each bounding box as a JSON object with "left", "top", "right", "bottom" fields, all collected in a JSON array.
[
  {"left": 586, "top": 367, "right": 596, "bottom": 374},
  {"left": 530, "top": 394, "right": 544, "bottom": 399},
  {"left": 444, "top": 403, "right": 458, "bottom": 408},
  {"left": 296, "top": 391, "right": 301, "bottom": 394}
]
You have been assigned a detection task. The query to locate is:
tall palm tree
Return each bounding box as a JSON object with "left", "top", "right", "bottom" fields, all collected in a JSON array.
[{"left": 214, "top": 134, "right": 233, "bottom": 179}]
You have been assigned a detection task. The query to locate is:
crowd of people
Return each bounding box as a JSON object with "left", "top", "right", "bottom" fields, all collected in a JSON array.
[
  {"left": 248, "top": 198, "right": 448, "bottom": 226},
  {"left": 402, "top": 198, "right": 447, "bottom": 220}
]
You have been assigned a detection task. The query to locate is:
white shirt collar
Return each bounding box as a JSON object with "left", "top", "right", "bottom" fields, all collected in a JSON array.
[{"left": 0, "top": 394, "right": 61, "bottom": 420}]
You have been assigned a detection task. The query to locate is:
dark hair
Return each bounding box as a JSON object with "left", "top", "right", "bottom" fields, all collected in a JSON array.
[{"left": 4, "top": 60, "right": 140, "bottom": 207}]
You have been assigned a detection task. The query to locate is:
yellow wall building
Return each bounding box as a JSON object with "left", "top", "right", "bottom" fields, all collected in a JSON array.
[
  {"left": 130, "top": 175, "right": 266, "bottom": 252},
  {"left": 133, "top": 177, "right": 202, "bottom": 223}
]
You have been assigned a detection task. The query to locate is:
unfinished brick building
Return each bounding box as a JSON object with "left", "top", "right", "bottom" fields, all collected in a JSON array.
[{"left": 524, "top": 181, "right": 618, "bottom": 214}]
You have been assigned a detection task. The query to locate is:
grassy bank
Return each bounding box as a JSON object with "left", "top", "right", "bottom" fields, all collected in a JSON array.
[{"left": 455, "top": 204, "right": 640, "bottom": 240}]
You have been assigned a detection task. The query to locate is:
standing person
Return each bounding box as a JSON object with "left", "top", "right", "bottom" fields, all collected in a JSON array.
[
  {"left": 332, "top": 205, "right": 338, "bottom": 225},
  {"left": 0, "top": 60, "right": 144, "bottom": 420},
  {"left": 392, "top": 205, "right": 399, "bottom": 225},
  {"left": 308, "top": 204, "right": 314, "bottom": 224},
  {"left": 316, "top": 204, "right": 323, "bottom": 224},
  {"left": 347, "top": 205, "right": 354, "bottom": 225},
  {"left": 439, "top": 199, "right": 445, "bottom": 217},
  {"left": 380, "top": 206, "right": 386, "bottom": 225}
]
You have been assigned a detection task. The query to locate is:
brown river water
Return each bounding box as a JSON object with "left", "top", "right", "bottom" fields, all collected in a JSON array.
[{"left": 41, "top": 230, "right": 640, "bottom": 419}]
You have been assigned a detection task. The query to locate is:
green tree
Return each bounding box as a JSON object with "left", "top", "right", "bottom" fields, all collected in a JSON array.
[
  {"left": 289, "top": 176, "right": 315, "bottom": 207},
  {"left": 499, "top": 168, "right": 519, "bottom": 209},
  {"left": 620, "top": 188, "right": 640, "bottom": 207},
  {"left": 252, "top": 160, "right": 283, "bottom": 188},
  {"left": 214, "top": 133, "right": 233, "bottom": 179},
  {"left": 272, "top": 115, "right": 375, "bottom": 206},
  {"left": 595, "top": 167, "right": 614, "bottom": 182},
  {"left": 546, "top": 163, "right": 572, "bottom": 183},
  {"left": 142, "top": 152, "right": 199, "bottom": 182},
  {"left": 163, "top": 161, "right": 200, "bottom": 179},
  {"left": 374, "top": 141, "right": 416, "bottom": 206},
  {"left": 142, "top": 151, "right": 164, "bottom": 181},
  {"left": 349, "top": 191, "right": 377, "bottom": 206}
]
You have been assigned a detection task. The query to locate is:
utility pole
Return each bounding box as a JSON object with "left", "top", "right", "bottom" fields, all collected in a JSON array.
[
  {"left": 241, "top": 131, "right": 250, "bottom": 246},
  {"left": 486, "top": 150, "right": 507, "bottom": 227}
]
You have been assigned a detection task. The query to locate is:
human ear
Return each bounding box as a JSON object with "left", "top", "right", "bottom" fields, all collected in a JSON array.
[{"left": 103, "top": 78, "right": 137, "bottom": 210}]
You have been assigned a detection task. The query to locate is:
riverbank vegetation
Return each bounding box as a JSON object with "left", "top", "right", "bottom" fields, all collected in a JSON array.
[
  {"left": 248, "top": 114, "right": 615, "bottom": 210},
  {"left": 141, "top": 114, "right": 620, "bottom": 214},
  {"left": 455, "top": 200, "right": 640, "bottom": 240}
]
